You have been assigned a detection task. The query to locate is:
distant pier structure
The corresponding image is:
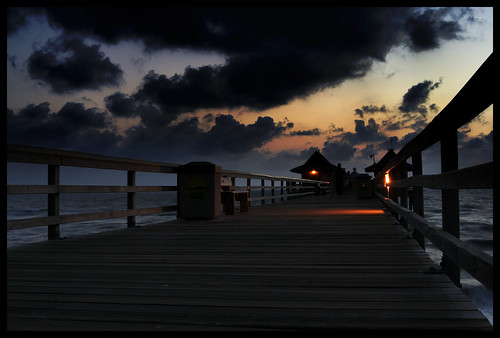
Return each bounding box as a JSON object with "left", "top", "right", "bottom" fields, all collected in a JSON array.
[{"left": 290, "top": 150, "right": 345, "bottom": 182}]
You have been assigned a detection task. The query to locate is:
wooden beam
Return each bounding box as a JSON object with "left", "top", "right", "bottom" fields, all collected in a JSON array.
[
  {"left": 411, "top": 152, "right": 425, "bottom": 249},
  {"left": 440, "top": 130, "right": 460, "bottom": 287},
  {"left": 6, "top": 185, "right": 177, "bottom": 194},
  {"left": 7, "top": 144, "right": 178, "bottom": 173},
  {"left": 7, "top": 205, "right": 178, "bottom": 230},
  {"left": 389, "top": 162, "right": 493, "bottom": 190},
  {"left": 47, "top": 165, "right": 60, "bottom": 240},
  {"left": 127, "top": 171, "right": 136, "bottom": 228}
]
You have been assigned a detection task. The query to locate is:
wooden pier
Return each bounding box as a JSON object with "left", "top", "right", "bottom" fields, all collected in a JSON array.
[
  {"left": 7, "top": 193, "right": 492, "bottom": 330},
  {"left": 6, "top": 54, "right": 494, "bottom": 330}
]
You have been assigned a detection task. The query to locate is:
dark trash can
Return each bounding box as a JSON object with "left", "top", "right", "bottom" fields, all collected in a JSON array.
[
  {"left": 355, "top": 174, "right": 374, "bottom": 199},
  {"left": 177, "top": 162, "right": 221, "bottom": 220}
]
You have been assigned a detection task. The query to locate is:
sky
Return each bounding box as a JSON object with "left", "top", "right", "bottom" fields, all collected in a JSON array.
[{"left": 6, "top": 6, "right": 494, "bottom": 184}]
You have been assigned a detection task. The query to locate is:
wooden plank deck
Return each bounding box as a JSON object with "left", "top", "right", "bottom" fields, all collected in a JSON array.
[{"left": 7, "top": 194, "right": 492, "bottom": 330}]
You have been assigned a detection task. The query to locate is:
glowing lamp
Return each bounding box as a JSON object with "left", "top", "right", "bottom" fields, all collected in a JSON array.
[
  {"left": 310, "top": 170, "right": 318, "bottom": 175},
  {"left": 384, "top": 172, "right": 390, "bottom": 198}
]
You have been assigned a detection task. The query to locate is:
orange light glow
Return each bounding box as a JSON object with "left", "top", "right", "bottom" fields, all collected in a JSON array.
[
  {"left": 385, "top": 173, "right": 390, "bottom": 184},
  {"left": 310, "top": 170, "right": 318, "bottom": 175},
  {"left": 307, "top": 209, "right": 386, "bottom": 216}
]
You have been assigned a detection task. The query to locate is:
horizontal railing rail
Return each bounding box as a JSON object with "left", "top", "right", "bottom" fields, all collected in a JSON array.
[
  {"left": 372, "top": 53, "right": 494, "bottom": 290},
  {"left": 387, "top": 162, "right": 493, "bottom": 190},
  {"left": 221, "top": 169, "right": 330, "bottom": 205}
]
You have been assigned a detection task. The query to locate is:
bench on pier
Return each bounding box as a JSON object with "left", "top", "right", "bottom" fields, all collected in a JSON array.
[{"left": 221, "top": 176, "right": 249, "bottom": 215}]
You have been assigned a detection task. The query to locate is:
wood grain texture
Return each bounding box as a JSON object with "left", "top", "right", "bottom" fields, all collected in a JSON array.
[{"left": 7, "top": 194, "right": 492, "bottom": 330}]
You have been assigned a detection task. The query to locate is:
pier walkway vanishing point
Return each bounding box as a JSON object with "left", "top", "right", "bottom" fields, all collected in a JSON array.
[{"left": 7, "top": 193, "right": 492, "bottom": 330}]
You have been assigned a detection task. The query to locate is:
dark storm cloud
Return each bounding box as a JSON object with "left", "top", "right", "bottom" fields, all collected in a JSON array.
[
  {"left": 354, "top": 105, "right": 387, "bottom": 118},
  {"left": 9, "top": 7, "right": 473, "bottom": 111},
  {"left": 6, "top": 7, "right": 45, "bottom": 35},
  {"left": 405, "top": 8, "right": 466, "bottom": 52},
  {"left": 7, "top": 102, "right": 290, "bottom": 161},
  {"left": 134, "top": 67, "right": 226, "bottom": 113},
  {"left": 321, "top": 140, "right": 357, "bottom": 162},
  {"left": 105, "top": 92, "right": 141, "bottom": 118},
  {"left": 289, "top": 128, "right": 321, "bottom": 136},
  {"left": 399, "top": 79, "right": 442, "bottom": 114},
  {"left": 341, "top": 118, "right": 386, "bottom": 145},
  {"left": 118, "top": 113, "right": 291, "bottom": 160},
  {"left": 7, "top": 102, "right": 120, "bottom": 153},
  {"left": 27, "top": 36, "right": 123, "bottom": 93},
  {"left": 198, "top": 115, "right": 290, "bottom": 154}
]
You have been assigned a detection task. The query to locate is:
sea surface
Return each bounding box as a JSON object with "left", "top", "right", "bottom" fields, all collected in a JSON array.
[{"left": 6, "top": 188, "right": 493, "bottom": 325}]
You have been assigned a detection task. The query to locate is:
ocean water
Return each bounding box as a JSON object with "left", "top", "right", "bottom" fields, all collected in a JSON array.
[
  {"left": 422, "top": 188, "right": 493, "bottom": 325},
  {"left": 6, "top": 192, "right": 178, "bottom": 248},
  {"left": 6, "top": 189, "right": 493, "bottom": 325}
]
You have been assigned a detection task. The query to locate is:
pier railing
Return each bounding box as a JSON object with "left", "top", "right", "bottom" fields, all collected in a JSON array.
[
  {"left": 373, "top": 53, "right": 494, "bottom": 291},
  {"left": 220, "top": 169, "right": 330, "bottom": 205},
  {"left": 7, "top": 144, "right": 329, "bottom": 240},
  {"left": 7, "top": 144, "right": 179, "bottom": 239}
]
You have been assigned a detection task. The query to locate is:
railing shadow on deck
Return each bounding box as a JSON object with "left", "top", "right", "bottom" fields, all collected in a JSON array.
[
  {"left": 372, "top": 53, "right": 494, "bottom": 291},
  {"left": 6, "top": 144, "right": 329, "bottom": 242}
]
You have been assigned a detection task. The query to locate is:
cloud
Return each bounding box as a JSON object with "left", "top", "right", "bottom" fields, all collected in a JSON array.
[
  {"left": 354, "top": 104, "right": 387, "bottom": 118},
  {"left": 104, "top": 92, "right": 139, "bottom": 118},
  {"left": 398, "top": 78, "right": 442, "bottom": 114},
  {"left": 7, "top": 102, "right": 120, "bottom": 153},
  {"left": 404, "top": 8, "right": 466, "bottom": 52},
  {"left": 119, "top": 113, "right": 292, "bottom": 161},
  {"left": 289, "top": 128, "right": 321, "bottom": 136},
  {"left": 458, "top": 130, "right": 493, "bottom": 167},
  {"left": 27, "top": 36, "right": 123, "bottom": 93},
  {"left": 199, "top": 115, "right": 290, "bottom": 154},
  {"left": 341, "top": 118, "right": 387, "bottom": 145},
  {"left": 9, "top": 7, "right": 475, "bottom": 111},
  {"left": 8, "top": 102, "right": 290, "bottom": 162},
  {"left": 6, "top": 7, "right": 45, "bottom": 35},
  {"left": 321, "top": 140, "right": 357, "bottom": 163}
]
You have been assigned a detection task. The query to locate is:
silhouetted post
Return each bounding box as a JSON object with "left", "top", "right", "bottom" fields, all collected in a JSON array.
[
  {"left": 48, "top": 165, "right": 60, "bottom": 240},
  {"left": 177, "top": 162, "right": 221, "bottom": 220},
  {"left": 281, "top": 181, "right": 285, "bottom": 202},
  {"left": 261, "top": 179, "right": 265, "bottom": 204},
  {"left": 398, "top": 163, "right": 408, "bottom": 230},
  {"left": 441, "top": 131, "right": 461, "bottom": 287},
  {"left": 127, "top": 170, "right": 136, "bottom": 228},
  {"left": 247, "top": 178, "right": 252, "bottom": 206},
  {"left": 412, "top": 151, "right": 425, "bottom": 249},
  {"left": 271, "top": 180, "right": 275, "bottom": 203},
  {"left": 390, "top": 168, "right": 398, "bottom": 204}
]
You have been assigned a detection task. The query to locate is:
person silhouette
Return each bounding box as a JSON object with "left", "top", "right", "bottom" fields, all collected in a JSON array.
[{"left": 336, "top": 163, "right": 345, "bottom": 196}]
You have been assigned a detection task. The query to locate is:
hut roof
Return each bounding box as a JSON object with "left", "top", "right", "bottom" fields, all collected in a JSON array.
[
  {"left": 290, "top": 151, "right": 336, "bottom": 174},
  {"left": 365, "top": 148, "right": 413, "bottom": 174},
  {"left": 364, "top": 149, "right": 396, "bottom": 174}
]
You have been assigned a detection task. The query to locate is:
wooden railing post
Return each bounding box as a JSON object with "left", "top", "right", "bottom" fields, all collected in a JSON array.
[
  {"left": 398, "top": 163, "right": 408, "bottom": 230},
  {"left": 441, "top": 130, "right": 461, "bottom": 287},
  {"left": 127, "top": 170, "right": 136, "bottom": 228},
  {"left": 411, "top": 151, "right": 425, "bottom": 249},
  {"left": 271, "top": 180, "right": 275, "bottom": 203},
  {"left": 261, "top": 179, "right": 265, "bottom": 205},
  {"left": 247, "top": 178, "right": 252, "bottom": 206},
  {"left": 47, "top": 165, "right": 60, "bottom": 240}
]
